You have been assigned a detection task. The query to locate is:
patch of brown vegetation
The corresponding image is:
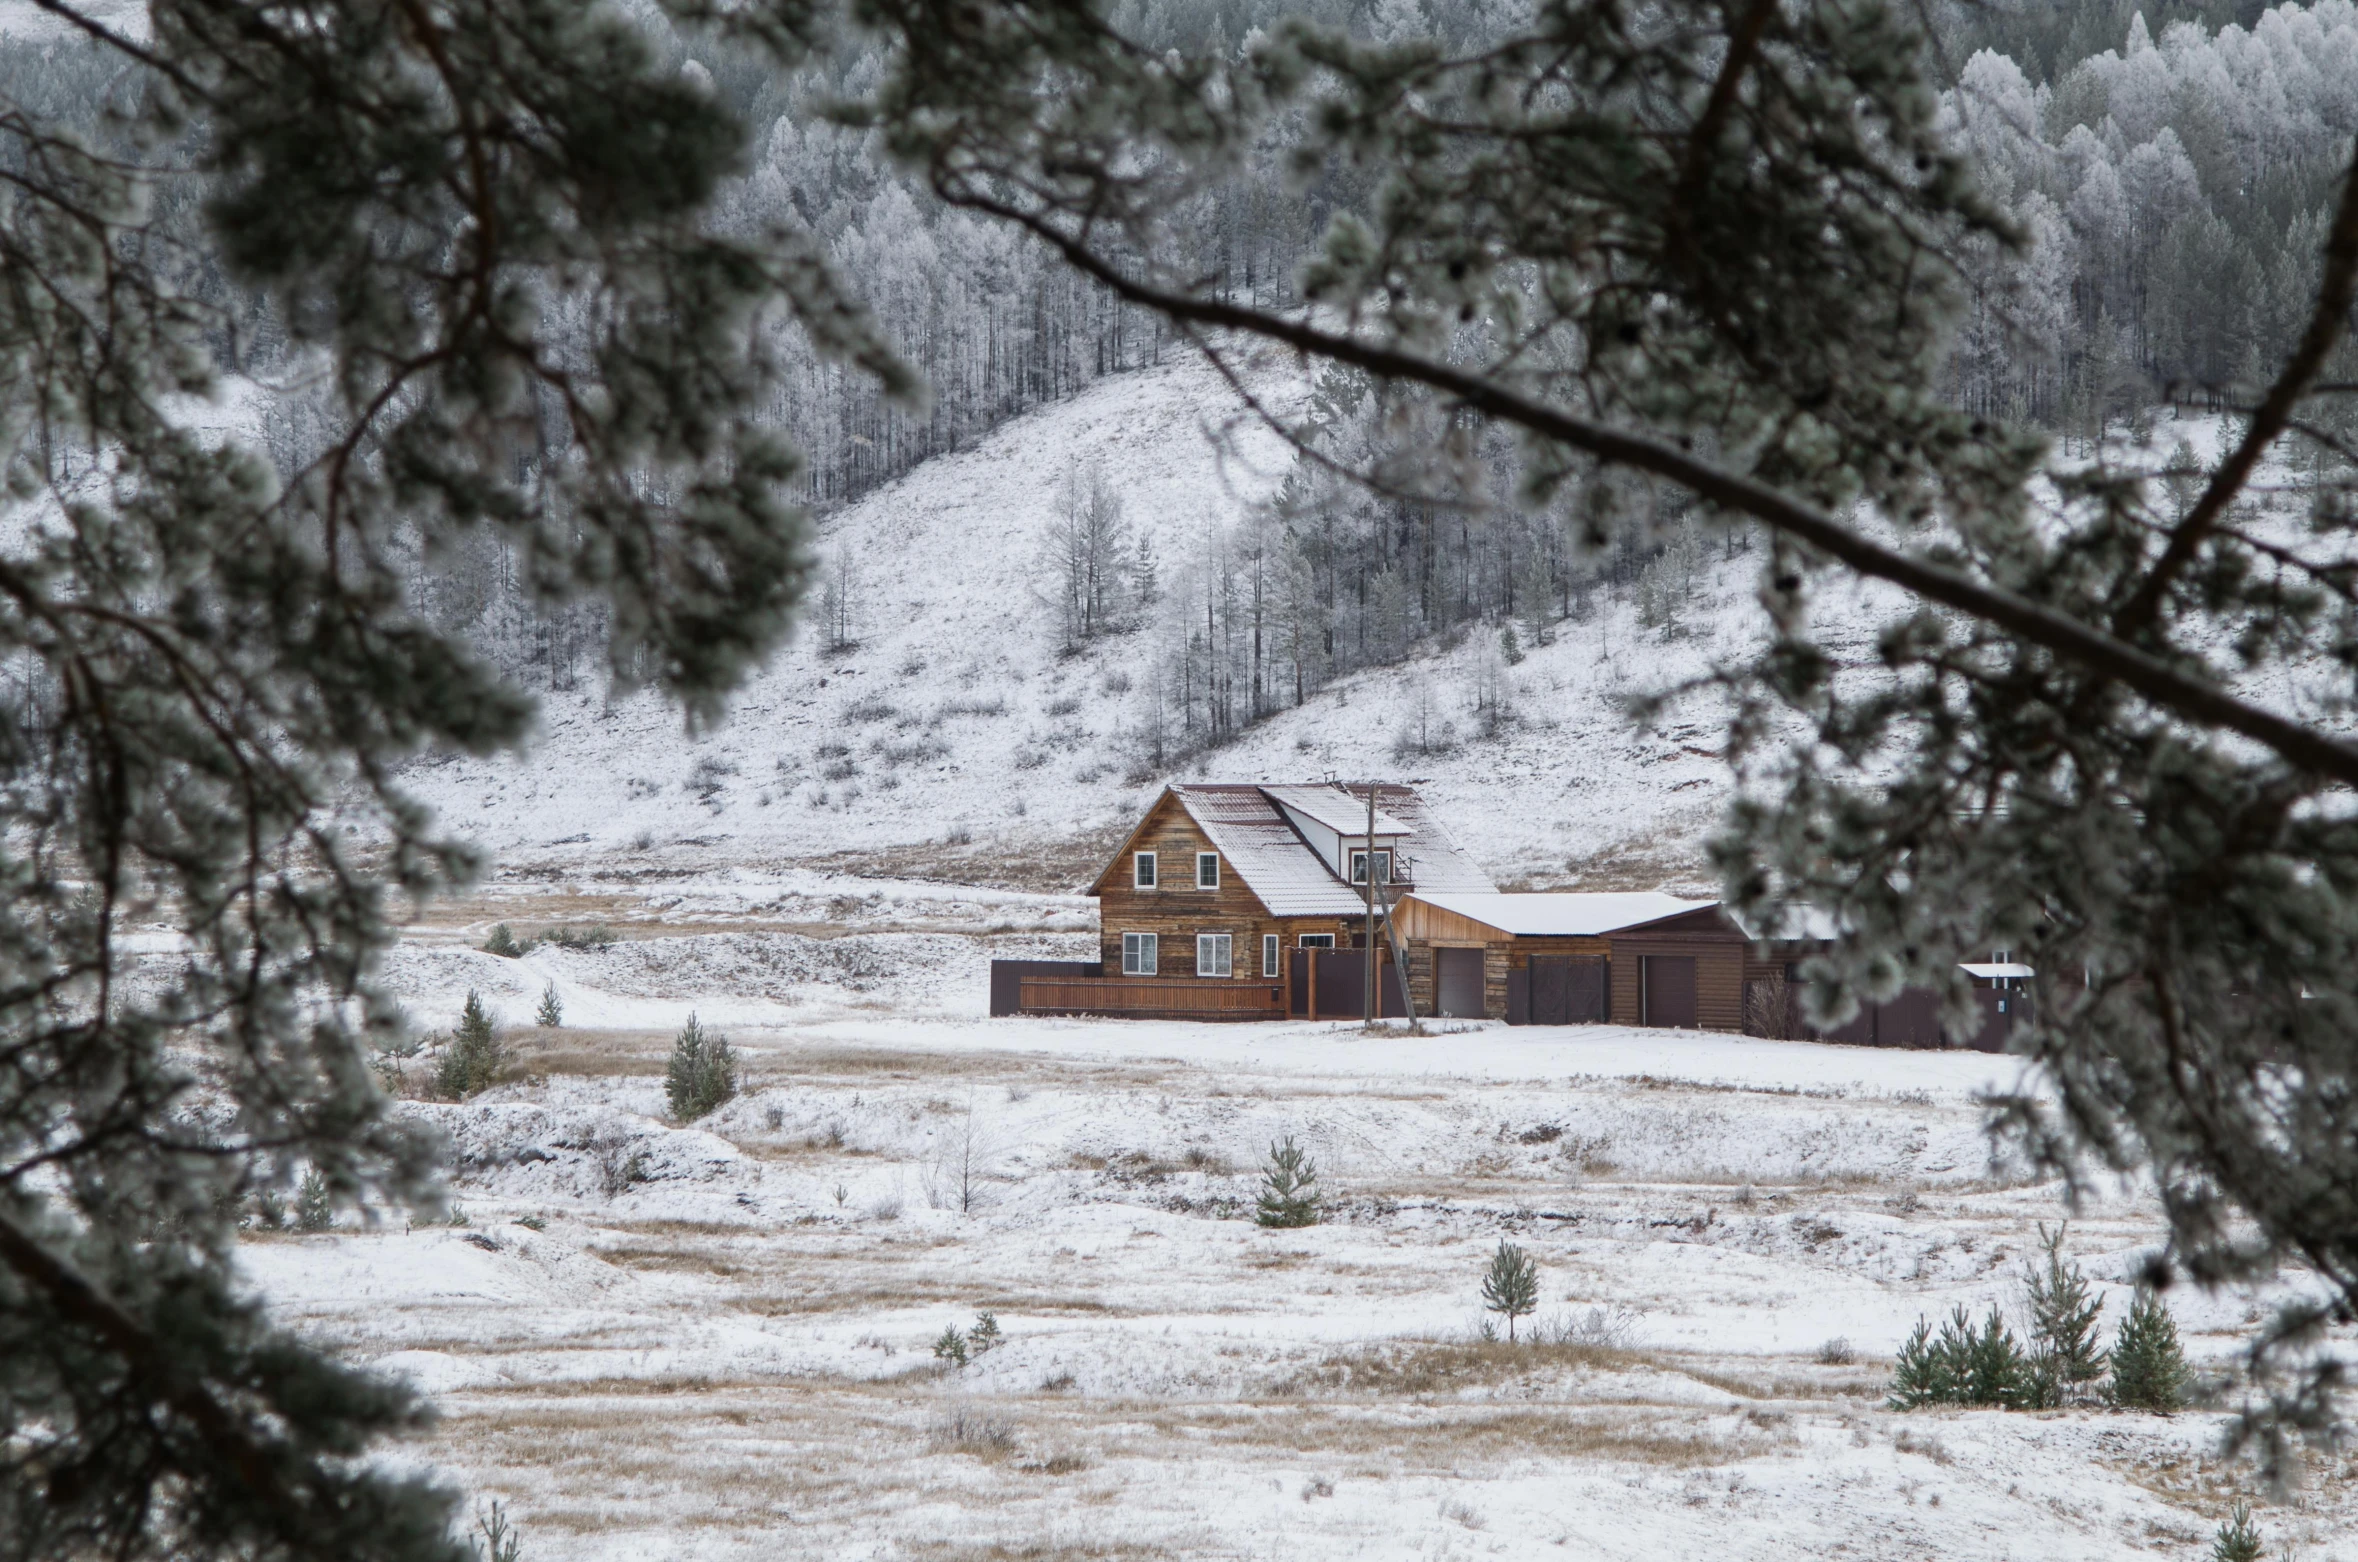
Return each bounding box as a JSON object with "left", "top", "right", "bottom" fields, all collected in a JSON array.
[{"left": 1270, "top": 1337, "right": 1648, "bottom": 1398}]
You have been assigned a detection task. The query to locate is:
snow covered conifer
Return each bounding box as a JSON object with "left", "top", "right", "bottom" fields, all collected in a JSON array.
[
  {"left": 666, "top": 1014, "right": 738, "bottom": 1122},
  {"left": 1480, "top": 1241, "right": 1540, "bottom": 1342},
  {"left": 2109, "top": 1290, "right": 2189, "bottom": 1412},
  {"left": 483, "top": 924, "right": 522, "bottom": 958},
  {"left": 536, "top": 986, "right": 565, "bottom": 1030},
  {"left": 1255, "top": 1136, "right": 1321, "bottom": 1228},
  {"left": 932, "top": 1326, "right": 969, "bottom": 1368}
]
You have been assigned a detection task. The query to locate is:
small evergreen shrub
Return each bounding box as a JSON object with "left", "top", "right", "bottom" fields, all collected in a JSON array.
[
  {"left": 1255, "top": 1135, "right": 1321, "bottom": 1228},
  {"left": 664, "top": 1013, "right": 737, "bottom": 1121},
  {"left": 481, "top": 923, "right": 534, "bottom": 957},
  {"left": 544, "top": 923, "right": 617, "bottom": 951},
  {"left": 294, "top": 1170, "right": 333, "bottom": 1233},
  {"left": 1959, "top": 1306, "right": 2033, "bottom": 1408},
  {"left": 535, "top": 984, "right": 564, "bottom": 1028},
  {"left": 1889, "top": 1306, "right": 2031, "bottom": 1408},
  {"left": 2109, "top": 1289, "right": 2189, "bottom": 1412},
  {"left": 1888, "top": 1316, "right": 1957, "bottom": 1409},
  {"left": 2209, "top": 1502, "right": 2263, "bottom": 1562},
  {"left": 434, "top": 991, "right": 507, "bottom": 1099},
  {"left": 1480, "top": 1240, "right": 1540, "bottom": 1342},
  {"left": 969, "top": 1311, "right": 1003, "bottom": 1355},
  {"left": 2022, "top": 1222, "right": 2107, "bottom": 1407},
  {"left": 933, "top": 1325, "right": 969, "bottom": 1367}
]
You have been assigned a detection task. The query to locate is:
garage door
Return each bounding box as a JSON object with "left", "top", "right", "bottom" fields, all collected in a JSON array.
[
  {"left": 1642, "top": 955, "right": 1698, "bottom": 1028},
  {"left": 1436, "top": 947, "right": 1485, "bottom": 1018}
]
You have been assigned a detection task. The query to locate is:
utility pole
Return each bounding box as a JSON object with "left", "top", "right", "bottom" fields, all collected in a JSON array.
[{"left": 1364, "top": 780, "right": 1379, "bottom": 1025}]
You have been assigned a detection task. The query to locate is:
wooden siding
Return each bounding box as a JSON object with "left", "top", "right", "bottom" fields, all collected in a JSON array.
[
  {"left": 1093, "top": 792, "right": 1369, "bottom": 979},
  {"left": 1608, "top": 936, "right": 1745, "bottom": 1031}
]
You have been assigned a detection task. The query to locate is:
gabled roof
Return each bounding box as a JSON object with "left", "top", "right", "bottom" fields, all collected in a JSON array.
[
  {"left": 1090, "top": 783, "right": 1496, "bottom": 917},
  {"left": 1262, "top": 784, "right": 1413, "bottom": 837},
  {"left": 1405, "top": 891, "right": 1708, "bottom": 937}
]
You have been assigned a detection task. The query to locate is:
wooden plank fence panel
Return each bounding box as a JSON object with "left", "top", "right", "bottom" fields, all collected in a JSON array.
[{"left": 1018, "top": 977, "right": 1283, "bottom": 1020}]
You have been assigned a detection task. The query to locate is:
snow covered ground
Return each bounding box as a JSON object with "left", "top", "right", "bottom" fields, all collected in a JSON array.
[{"left": 239, "top": 915, "right": 2358, "bottom": 1562}]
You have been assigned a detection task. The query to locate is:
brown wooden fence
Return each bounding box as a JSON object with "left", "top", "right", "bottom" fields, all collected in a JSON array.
[{"left": 1016, "top": 976, "right": 1284, "bottom": 1021}]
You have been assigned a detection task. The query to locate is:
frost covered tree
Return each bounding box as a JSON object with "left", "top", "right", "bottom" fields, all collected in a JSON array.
[
  {"left": 847, "top": 0, "right": 2358, "bottom": 1461},
  {"left": 0, "top": 4, "right": 908, "bottom": 1557}
]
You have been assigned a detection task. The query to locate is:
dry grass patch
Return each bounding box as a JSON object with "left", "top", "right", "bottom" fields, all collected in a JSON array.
[
  {"left": 904, "top": 1543, "right": 1173, "bottom": 1562},
  {"left": 730, "top": 1285, "right": 1124, "bottom": 1317},
  {"left": 1272, "top": 1338, "right": 1646, "bottom": 1398},
  {"left": 1133, "top": 1400, "right": 1731, "bottom": 1469}
]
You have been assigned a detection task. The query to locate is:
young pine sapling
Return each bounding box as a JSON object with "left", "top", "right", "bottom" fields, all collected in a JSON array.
[
  {"left": 1255, "top": 1136, "right": 1321, "bottom": 1228},
  {"left": 665, "top": 1013, "right": 738, "bottom": 1122},
  {"left": 1481, "top": 1240, "right": 1540, "bottom": 1343},
  {"left": 2109, "top": 1289, "right": 2190, "bottom": 1412},
  {"left": 2022, "top": 1222, "right": 2106, "bottom": 1408}
]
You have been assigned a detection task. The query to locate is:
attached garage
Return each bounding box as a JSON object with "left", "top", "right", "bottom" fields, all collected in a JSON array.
[
  {"left": 1608, "top": 905, "right": 1749, "bottom": 1032},
  {"left": 1392, "top": 891, "right": 1713, "bottom": 1025}
]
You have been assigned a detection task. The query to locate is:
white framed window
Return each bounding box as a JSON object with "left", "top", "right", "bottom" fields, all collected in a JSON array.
[
  {"left": 1197, "top": 851, "right": 1220, "bottom": 889},
  {"left": 1262, "top": 933, "right": 1280, "bottom": 976},
  {"left": 1122, "top": 932, "right": 1158, "bottom": 975},
  {"left": 1349, "top": 849, "right": 1393, "bottom": 885},
  {"left": 1297, "top": 933, "right": 1336, "bottom": 948},
  {"left": 1134, "top": 851, "right": 1157, "bottom": 889},
  {"left": 1197, "top": 933, "right": 1233, "bottom": 978}
]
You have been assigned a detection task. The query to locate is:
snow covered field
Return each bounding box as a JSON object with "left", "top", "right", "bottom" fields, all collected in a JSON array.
[{"left": 236, "top": 912, "right": 2358, "bottom": 1562}]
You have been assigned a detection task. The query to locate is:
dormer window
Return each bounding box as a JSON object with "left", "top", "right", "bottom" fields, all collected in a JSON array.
[
  {"left": 1350, "top": 848, "right": 1393, "bottom": 885},
  {"left": 1197, "top": 852, "right": 1219, "bottom": 889},
  {"left": 1134, "top": 851, "right": 1157, "bottom": 889}
]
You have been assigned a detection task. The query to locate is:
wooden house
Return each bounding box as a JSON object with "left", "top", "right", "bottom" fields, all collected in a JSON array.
[{"left": 1007, "top": 783, "right": 1495, "bottom": 1020}]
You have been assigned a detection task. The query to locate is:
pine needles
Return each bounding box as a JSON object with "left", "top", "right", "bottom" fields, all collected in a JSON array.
[
  {"left": 435, "top": 991, "right": 509, "bottom": 1100},
  {"left": 665, "top": 1013, "right": 738, "bottom": 1122},
  {"left": 1255, "top": 1136, "right": 1321, "bottom": 1228}
]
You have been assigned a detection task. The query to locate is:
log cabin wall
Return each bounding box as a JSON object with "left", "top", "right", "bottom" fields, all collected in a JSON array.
[
  {"left": 1093, "top": 794, "right": 1367, "bottom": 979},
  {"left": 1094, "top": 795, "right": 1276, "bottom": 978}
]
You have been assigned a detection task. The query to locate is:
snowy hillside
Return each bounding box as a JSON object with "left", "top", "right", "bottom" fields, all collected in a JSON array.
[{"left": 399, "top": 346, "right": 1941, "bottom": 896}]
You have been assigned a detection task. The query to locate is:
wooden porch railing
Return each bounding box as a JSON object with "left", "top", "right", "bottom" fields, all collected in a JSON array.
[{"left": 1017, "top": 976, "right": 1284, "bottom": 1020}]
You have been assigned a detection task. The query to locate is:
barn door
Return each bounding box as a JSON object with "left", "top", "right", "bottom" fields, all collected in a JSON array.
[
  {"left": 1528, "top": 957, "right": 1571, "bottom": 1024},
  {"left": 1566, "top": 960, "right": 1607, "bottom": 1023},
  {"left": 1436, "top": 948, "right": 1485, "bottom": 1019},
  {"left": 1641, "top": 956, "right": 1698, "bottom": 1028}
]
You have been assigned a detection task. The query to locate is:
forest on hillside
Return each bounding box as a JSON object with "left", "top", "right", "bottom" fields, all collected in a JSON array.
[{"left": 5, "top": 0, "right": 2352, "bottom": 757}]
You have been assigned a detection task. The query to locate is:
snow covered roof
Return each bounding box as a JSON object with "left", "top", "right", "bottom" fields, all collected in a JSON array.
[
  {"left": 1407, "top": 891, "right": 1709, "bottom": 937},
  {"left": 1144, "top": 784, "right": 1495, "bottom": 917},
  {"left": 1260, "top": 784, "right": 1413, "bottom": 837}
]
